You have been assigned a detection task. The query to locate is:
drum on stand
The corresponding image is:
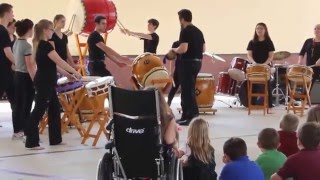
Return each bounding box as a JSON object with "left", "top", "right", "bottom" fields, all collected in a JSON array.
[
  {"left": 228, "top": 57, "right": 248, "bottom": 81},
  {"left": 132, "top": 53, "right": 169, "bottom": 88},
  {"left": 195, "top": 73, "right": 215, "bottom": 108}
]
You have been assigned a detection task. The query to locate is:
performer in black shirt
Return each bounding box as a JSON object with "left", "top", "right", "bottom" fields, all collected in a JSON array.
[
  {"left": 87, "top": 16, "right": 129, "bottom": 76},
  {"left": 50, "top": 14, "right": 78, "bottom": 71},
  {"left": 120, "top": 18, "right": 159, "bottom": 54},
  {"left": 7, "top": 18, "right": 16, "bottom": 47},
  {"left": 25, "top": 19, "right": 81, "bottom": 150},
  {"left": 0, "top": 3, "right": 17, "bottom": 131},
  {"left": 247, "top": 22, "right": 275, "bottom": 111},
  {"left": 167, "top": 41, "right": 181, "bottom": 106},
  {"left": 298, "top": 24, "right": 320, "bottom": 84},
  {"left": 173, "top": 9, "right": 205, "bottom": 126}
]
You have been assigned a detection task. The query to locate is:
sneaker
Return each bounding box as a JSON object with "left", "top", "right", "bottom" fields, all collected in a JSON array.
[{"left": 12, "top": 133, "right": 24, "bottom": 140}]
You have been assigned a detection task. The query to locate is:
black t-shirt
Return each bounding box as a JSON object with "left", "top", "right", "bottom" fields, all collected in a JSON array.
[
  {"left": 0, "top": 25, "right": 12, "bottom": 71},
  {"left": 299, "top": 38, "right": 320, "bottom": 66},
  {"left": 142, "top": 32, "right": 159, "bottom": 54},
  {"left": 247, "top": 39, "right": 275, "bottom": 64},
  {"left": 171, "top": 41, "right": 181, "bottom": 65},
  {"left": 50, "top": 32, "right": 68, "bottom": 61},
  {"left": 179, "top": 25, "right": 205, "bottom": 59},
  {"left": 87, "top": 31, "right": 105, "bottom": 61},
  {"left": 34, "top": 40, "right": 56, "bottom": 85}
]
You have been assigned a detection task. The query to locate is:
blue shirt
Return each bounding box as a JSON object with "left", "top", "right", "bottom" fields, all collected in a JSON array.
[{"left": 219, "top": 156, "right": 264, "bottom": 180}]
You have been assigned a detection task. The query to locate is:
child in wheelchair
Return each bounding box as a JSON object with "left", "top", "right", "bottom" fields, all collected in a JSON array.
[
  {"left": 176, "top": 118, "right": 217, "bottom": 180},
  {"left": 97, "top": 87, "right": 180, "bottom": 180}
]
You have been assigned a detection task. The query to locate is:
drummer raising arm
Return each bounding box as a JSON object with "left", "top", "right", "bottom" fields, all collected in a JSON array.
[{"left": 87, "top": 15, "right": 129, "bottom": 77}]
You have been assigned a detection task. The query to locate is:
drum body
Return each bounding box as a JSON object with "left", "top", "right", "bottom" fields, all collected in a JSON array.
[
  {"left": 79, "top": 76, "right": 101, "bottom": 111},
  {"left": 132, "top": 53, "right": 169, "bottom": 87},
  {"left": 228, "top": 57, "right": 248, "bottom": 81},
  {"left": 287, "top": 65, "right": 313, "bottom": 83},
  {"left": 216, "top": 72, "right": 237, "bottom": 95},
  {"left": 67, "top": 0, "right": 117, "bottom": 36},
  {"left": 238, "top": 80, "right": 249, "bottom": 107},
  {"left": 195, "top": 73, "right": 215, "bottom": 108},
  {"left": 56, "top": 77, "right": 83, "bottom": 94},
  {"left": 246, "top": 64, "right": 271, "bottom": 81}
]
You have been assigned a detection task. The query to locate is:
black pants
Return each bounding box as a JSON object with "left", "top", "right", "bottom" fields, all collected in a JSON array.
[
  {"left": 14, "top": 72, "right": 35, "bottom": 133},
  {"left": 311, "top": 67, "right": 320, "bottom": 89},
  {"left": 167, "top": 64, "right": 180, "bottom": 106},
  {"left": 88, "top": 61, "right": 111, "bottom": 77},
  {"left": 0, "top": 69, "right": 16, "bottom": 131},
  {"left": 178, "top": 60, "right": 202, "bottom": 120},
  {"left": 25, "top": 83, "right": 61, "bottom": 148}
]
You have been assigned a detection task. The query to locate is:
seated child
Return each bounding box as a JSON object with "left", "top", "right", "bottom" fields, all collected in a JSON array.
[
  {"left": 177, "top": 118, "right": 217, "bottom": 180},
  {"left": 219, "top": 137, "right": 264, "bottom": 180},
  {"left": 256, "top": 128, "right": 287, "bottom": 180},
  {"left": 271, "top": 122, "right": 320, "bottom": 180},
  {"left": 306, "top": 105, "right": 320, "bottom": 124},
  {"left": 277, "top": 113, "right": 299, "bottom": 157}
]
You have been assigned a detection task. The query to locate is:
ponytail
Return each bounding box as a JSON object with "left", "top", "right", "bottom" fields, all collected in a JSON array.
[{"left": 32, "top": 19, "right": 52, "bottom": 56}]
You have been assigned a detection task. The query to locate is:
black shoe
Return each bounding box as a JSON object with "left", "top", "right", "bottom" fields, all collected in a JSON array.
[{"left": 177, "top": 119, "right": 191, "bottom": 126}]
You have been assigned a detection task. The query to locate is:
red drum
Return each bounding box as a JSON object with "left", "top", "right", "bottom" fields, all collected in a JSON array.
[
  {"left": 67, "top": 0, "right": 117, "bottom": 36},
  {"left": 228, "top": 57, "right": 248, "bottom": 81},
  {"left": 216, "top": 72, "right": 237, "bottom": 95}
]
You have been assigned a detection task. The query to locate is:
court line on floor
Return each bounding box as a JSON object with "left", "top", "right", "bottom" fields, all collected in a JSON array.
[
  {"left": 0, "top": 134, "right": 257, "bottom": 159},
  {"left": 0, "top": 168, "right": 85, "bottom": 179},
  {"left": 0, "top": 147, "right": 103, "bottom": 159}
]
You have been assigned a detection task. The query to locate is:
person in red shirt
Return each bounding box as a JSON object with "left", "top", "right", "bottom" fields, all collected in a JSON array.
[
  {"left": 277, "top": 113, "right": 299, "bottom": 157},
  {"left": 271, "top": 122, "right": 320, "bottom": 180}
]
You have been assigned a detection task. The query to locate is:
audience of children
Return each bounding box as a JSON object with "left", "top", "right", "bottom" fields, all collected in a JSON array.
[{"left": 271, "top": 122, "right": 320, "bottom": 180}]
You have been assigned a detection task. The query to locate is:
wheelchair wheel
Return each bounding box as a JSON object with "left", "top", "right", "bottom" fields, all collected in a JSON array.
[{"left": 97, "top": 153, "right": 113, "bottom": 180}]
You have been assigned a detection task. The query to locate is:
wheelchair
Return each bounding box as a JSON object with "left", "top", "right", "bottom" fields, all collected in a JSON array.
[{"left": 97, "top": 86, "right": 183, "bottom": 180}]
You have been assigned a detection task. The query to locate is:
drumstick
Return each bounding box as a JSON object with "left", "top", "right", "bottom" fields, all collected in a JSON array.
[{"left": 309, "top": 65, "right": 317, "bottom": 68}]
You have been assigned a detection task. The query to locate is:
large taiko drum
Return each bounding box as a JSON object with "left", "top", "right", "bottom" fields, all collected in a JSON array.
[
  {"left": 132, "top": 53, "right": 169, "bottom": 88},
  {"left": 66, "top": 0, "right": 117, "bottom": 36},
  {"left": 195, "top": 73, "right": 215, "bottom": 108}
]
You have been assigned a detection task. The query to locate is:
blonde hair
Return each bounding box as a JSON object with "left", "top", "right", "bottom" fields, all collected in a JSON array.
[
  {"left": 280, "top": 113, "right": 299, "bottom": 132},
  {"left": 32, "top": 19, "right": 52, "bottom": 56},
  {"left": 187, "top": 118, "right": 214, "bottom": 164},
  {"left": 307, "top": 105, "right": 320, "bottom": 124}
]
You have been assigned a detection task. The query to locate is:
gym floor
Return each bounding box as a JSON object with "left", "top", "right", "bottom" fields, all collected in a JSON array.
[{"left": 0, "top": 95, "right": 307, "bottom": 180}]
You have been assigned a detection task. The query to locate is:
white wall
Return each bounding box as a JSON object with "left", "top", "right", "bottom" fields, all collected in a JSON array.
[{"left": 3, "top": 0, "right": 320, "bottom": 55}]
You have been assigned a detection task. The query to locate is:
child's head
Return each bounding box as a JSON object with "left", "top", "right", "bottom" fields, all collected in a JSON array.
[
  {"left": 280, "top": 113, "right": 299, "bottom": 132},
  {"left": 297, "top": 122, "right": 320, "bottom": 150},
  {"left": 306, "top": 105, "right": 320, "bottom": 123},
  {"left": 187, "top": 118, "right": 214, "bottom": 164},
  {"left": 223, "top": 137, "right": 247, "bottom": 163},
  {"left": 257, "top": 128, "right": 279, "bottom": 150}
]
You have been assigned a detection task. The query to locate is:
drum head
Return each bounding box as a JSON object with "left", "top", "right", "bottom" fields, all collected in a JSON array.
[
  {"left": 143, "top": 68, "right": 169, "bottom": 88},
  {"left": 228, "top": 69, "right": 246, "bottom": 81},
  {"left": 197, "top": 73, "right": 213, "bottom": 78}
]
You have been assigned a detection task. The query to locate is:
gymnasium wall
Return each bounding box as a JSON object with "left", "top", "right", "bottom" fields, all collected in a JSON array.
[
  {"left": 2, "top": 0, "right": 319, "bottom": 88},
  {"left": 3, "top": 0, "right": 320, "bottom": 56}
]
